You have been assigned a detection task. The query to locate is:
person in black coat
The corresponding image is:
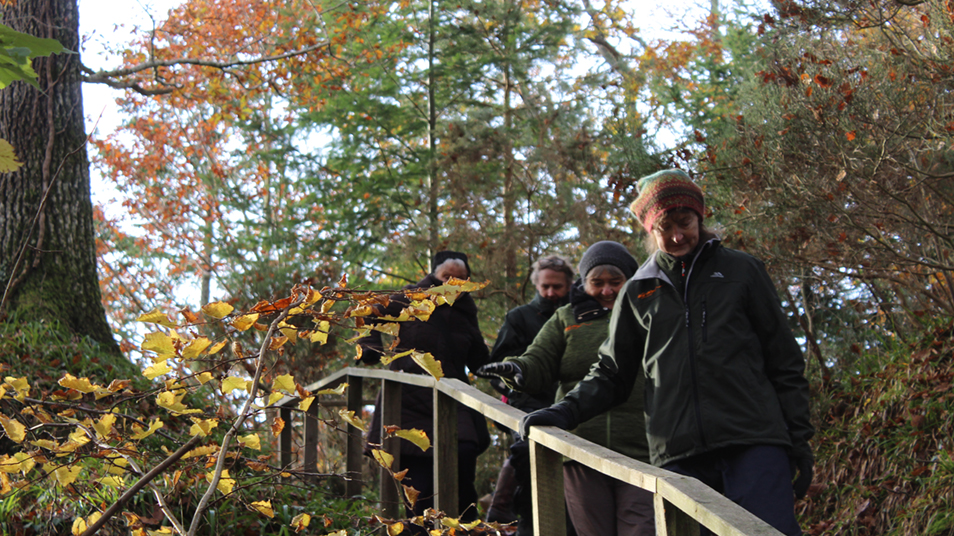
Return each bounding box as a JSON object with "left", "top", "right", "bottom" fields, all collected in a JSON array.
[{"left": 358, "top": 251, "right": 490, "bottom": 523}]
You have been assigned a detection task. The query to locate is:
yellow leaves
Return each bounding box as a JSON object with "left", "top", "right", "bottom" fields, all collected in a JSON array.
[
  {"left": 93, "top": 413, "right": 117, "bottom": 438},
  {"left": 411, "top": 352, "right": 444, "bottom": 380},
  {"left": 238, "top": 433, "right": 261, "bottom": 450},
  {"left": 222, "top": 376, "right": 249, "bottom": 393},
  {"left": 267, "top": 392, "right": 285, "bottom": 406},
  {"left": 54, "top": 463, "right": 82, "bottom": 487},
  {"left": 231, "top": 313, "right": 259, "bottom": 332},
  {"left": 0, "top": 415, "right": 25, "bottom": 443},
  {"left": 338, "top": 409, "right": 366, "bottom": 432},
  {"left": 202, "top": 301, "right": 234, "bottom": 319},
  {"left": 290, "top": 513, "right": 311, "bottom": 532},
  {"left": 141, "top": 332, "right": 176, "bottom": 359},
  {"left": 250, "top": 500, "right": 274, "bottom": 518},
  {"left": 297, "top": 396, "right": 315, "bottom": 412},
  {"left": 272, "top": 374, "right": 296, "bottom": 394},
  {"left": 315, "top": 383, "right": 347, "bottom": 396},
  {"left": 183, "top": 445, "right": 219, "bottom": 459},
  {"left": 310, "top": 319, "right": 331, "bottom": 345},
  {"left": 394, "top": 429, "right": 431, "bottom": 452},
  {"left": 196, "top": 372, "right": 214, "bottom": 385},
  {"left": 58, "top": 374, "right": 98, "bottom": 394},
  {"left": 0, "top": 139, "right": 22, "bottom": 173},
  {"left": 156, "top": 390, "right": 199, "bottom": 415},
  {"left": 189, "top": 417, "right": 219, "bottom": 437},
  {"left": 143, "top": 361, "right": 172, "bottom": 380},
  {"left": 130, "top": 419, "right": 164, "bottom": 440},
  {"left": 71, "top": 513, "right": 101, "bottom": 536},
  {"left": 387, "top": 521, "right": 405, "bottom": 535},
  {"left": 97, "top": 475, "right": 126, "bottom": 488},
  {"left": 442, "top": 517, "right": 482, "bottom": 532},
  {"left": 207, "top": 469, "right": 235, "bottom": 495},
  {"left": 371, "top": 449, "right": 394, "bottom": 470},
  {"left": 137, "top": 309, "right": 177, "bottom": 328},
  {"left": 2, "top": 377, "right": 30, "bottom": 401},
  {"left": 181, "top": 337, "right": 212, "bottom": 359},
  {"left": 0, "top": 453, "right": 34, "bottom": 475}
]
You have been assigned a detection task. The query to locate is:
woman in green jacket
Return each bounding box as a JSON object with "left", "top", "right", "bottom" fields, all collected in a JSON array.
[{"left": 477, "top": 241, "right": 654, "bottom": 536}]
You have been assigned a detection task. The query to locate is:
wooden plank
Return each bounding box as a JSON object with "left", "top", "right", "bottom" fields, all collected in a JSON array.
[
  {"left": 278, "top": 406, "right": 293, "bottom": 476},
  {"left": 380, "top": 378, "right": 402, "bottom": 519},
  {"left": 433, "top": 389, "right": 459, "bottom": 517},
  {"left": 529, "top": 437, "right": 565, "bottom": 536},
  {"left": 346, "top": 375, "right": 365, "bottom": 499}
]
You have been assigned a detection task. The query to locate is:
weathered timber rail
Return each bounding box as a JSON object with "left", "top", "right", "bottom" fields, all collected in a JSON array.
[{"left": 276, "top": 367, "right": 783, "bottom": 536}]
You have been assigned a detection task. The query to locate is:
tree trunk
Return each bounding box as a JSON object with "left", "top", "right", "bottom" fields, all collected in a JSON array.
[{"left": 0, "top": 0, "right": 119, "bottom": 353}]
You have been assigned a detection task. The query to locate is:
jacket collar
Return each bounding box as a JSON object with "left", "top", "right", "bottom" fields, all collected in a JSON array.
[
  {"left": 569, "top": 278, "right": 611, "bottom": 322},
  {"left": 634, "top": 236, "right": 722, "bottom": 287}
]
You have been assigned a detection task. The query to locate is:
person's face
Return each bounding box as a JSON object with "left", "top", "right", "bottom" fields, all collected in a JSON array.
[
  {"left": 653, "top": 210, "right": 700, "bottom": 257},
  {"left": 584, "top": 267, "right": 626, "bottom": 309},
  {"left": 534, "top": 268, "right": 569, "bottom": 302},
  {"left": 436, "top": 264, "right": 469, "bottom": 282}
]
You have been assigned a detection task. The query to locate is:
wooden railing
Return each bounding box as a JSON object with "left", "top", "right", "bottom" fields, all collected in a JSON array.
[{"left": 277, "top": 367, "right": 784, "bottom": 536}]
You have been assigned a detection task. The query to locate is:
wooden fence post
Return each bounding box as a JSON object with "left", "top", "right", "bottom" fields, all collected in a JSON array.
[
  {"left": 346, "top": 375, "right": 364, "bottom": 498},
  {"left": 654, "top": 489, "right": 701, "bottom": 536},
  {"left": 380, "top": 378, "right": 403, "bottom": 518},
  {"left": 433, "top": 389, "right": 459, "bottom": 517},
  {"left": 530, "top": 437, "right": 565, "bottom": 536},
  {"left": 279, "top": 406, "right": 293, "bottom": 475},
  {"left": 303, "top": 395, "right": 319, "bottom": 483}
]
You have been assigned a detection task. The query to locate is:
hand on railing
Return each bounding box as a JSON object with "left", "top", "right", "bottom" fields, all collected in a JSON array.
[
  {"left": 519, "top": 402, "right": 578, "bottom": 439},
  {"left": 475, "top": 361, "right": 525, "bottom": 388}
]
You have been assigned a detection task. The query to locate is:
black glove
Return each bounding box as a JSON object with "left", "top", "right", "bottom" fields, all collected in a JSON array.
[
  {"left": 791, "top": 452, "right": 814, "bottom": 500},
  {"left": 509, "top": 439, "right": 530, "bottom": 483},
  {"left": 475, "top": 362, "right": 525, "bottom": 388},
  {"left": 519, "top": 403, "right": 577, "bottom": 439}
]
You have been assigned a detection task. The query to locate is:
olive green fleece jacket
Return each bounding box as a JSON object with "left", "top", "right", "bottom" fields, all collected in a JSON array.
[{"left": 504, "top": 288, "right": 649, "bottom": 462}]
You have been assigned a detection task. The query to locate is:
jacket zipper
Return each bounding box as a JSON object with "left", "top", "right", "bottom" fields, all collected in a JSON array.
[
  {"left": 683, "top": 243, "right": 711, "bottom": 451},
  {"left": 702, "top": 299, "right": 708, "bottom": 343}
]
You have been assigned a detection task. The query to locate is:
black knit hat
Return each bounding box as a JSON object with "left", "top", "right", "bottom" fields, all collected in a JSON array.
[
  {"left": 578, "top": 241, "right": 638, "bottom": 280},
  {"left": 431, "top": 250, "right": 471, "bottom": 278}
]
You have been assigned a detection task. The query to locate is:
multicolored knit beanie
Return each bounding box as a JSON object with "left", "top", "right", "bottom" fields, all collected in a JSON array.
[{"left": 629, "top": 169, "right": 705, "bottom": 233}]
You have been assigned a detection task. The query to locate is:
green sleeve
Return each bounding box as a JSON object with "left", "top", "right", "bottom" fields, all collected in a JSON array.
[
  {"left": 504, "top": 308, "right": 568, "bottom": 397},
  {"left": 562, "top": 281, "right": 644, "bottom": 423}
]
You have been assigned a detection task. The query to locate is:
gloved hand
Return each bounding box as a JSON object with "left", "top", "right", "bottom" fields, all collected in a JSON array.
[
  {"left": 475, "top": 362, "right": 525, "bottom": 388},
  {"left": 519, "top": 403, "right": 577, "bottom": 439},
  {"left": 791, "top": 452, "right": 814, "bottom": 500}
]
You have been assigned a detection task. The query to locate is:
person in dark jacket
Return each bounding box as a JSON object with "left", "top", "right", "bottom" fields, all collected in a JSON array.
[
  {"left": 358, "top": 251, "right": 491, "bottom": 524},
  {"left": 483, "top": 255, "right": 574, "bottom": 532},
  {"left": 520, "top": 170, "right": 814, "bottom": 536},
  {"left": 479, "top": 242, "right": 653, "bottom": 536}
]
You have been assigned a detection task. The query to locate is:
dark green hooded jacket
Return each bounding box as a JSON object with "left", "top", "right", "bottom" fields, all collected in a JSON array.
[{"left": 561, "top": 238, "right": 813, "bottom": 467}]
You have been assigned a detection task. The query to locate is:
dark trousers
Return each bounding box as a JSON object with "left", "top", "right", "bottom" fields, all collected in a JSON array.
[
  {"left": 663, "top": 444, "right": 803, "bottom": 536},
  {"left": 401, "top": 441, "right": 481, "bottom": 523}
]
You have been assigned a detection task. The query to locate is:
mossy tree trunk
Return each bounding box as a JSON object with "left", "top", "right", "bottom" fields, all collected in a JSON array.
[{"left": 0, "top": 0, "right": 119, "bottom": 353}]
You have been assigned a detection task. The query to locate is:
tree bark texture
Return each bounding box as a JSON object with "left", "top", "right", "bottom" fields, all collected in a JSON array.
[{"left": 0, "top": 0, "right": 118, "bottom": 352}]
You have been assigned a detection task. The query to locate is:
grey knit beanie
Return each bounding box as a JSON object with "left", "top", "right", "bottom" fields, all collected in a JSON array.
[{"left": 578, "top": 241, "right": 638, "bottom": 280}]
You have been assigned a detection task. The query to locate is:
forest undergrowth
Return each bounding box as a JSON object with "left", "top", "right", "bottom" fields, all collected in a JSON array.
[{"left": 800, "top": 319, "right": 954, "bottom": 536}]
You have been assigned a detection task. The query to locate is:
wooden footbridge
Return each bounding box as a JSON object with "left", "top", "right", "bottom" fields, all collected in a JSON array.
[{"left": 277, "top": 367, "right": 784, "bottom": 536}]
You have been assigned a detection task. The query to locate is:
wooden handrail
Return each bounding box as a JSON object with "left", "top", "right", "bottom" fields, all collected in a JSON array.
[{"left": 276, "top": 367, "right": 784, "bottom": 536}]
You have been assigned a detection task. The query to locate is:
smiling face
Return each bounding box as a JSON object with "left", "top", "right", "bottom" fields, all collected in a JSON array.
[
  {"left": 583, "top": 265, "right": 626, "bottom": 309},
  {"left": 653, "top": 208, "right": 701, "bottom": 257}
]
